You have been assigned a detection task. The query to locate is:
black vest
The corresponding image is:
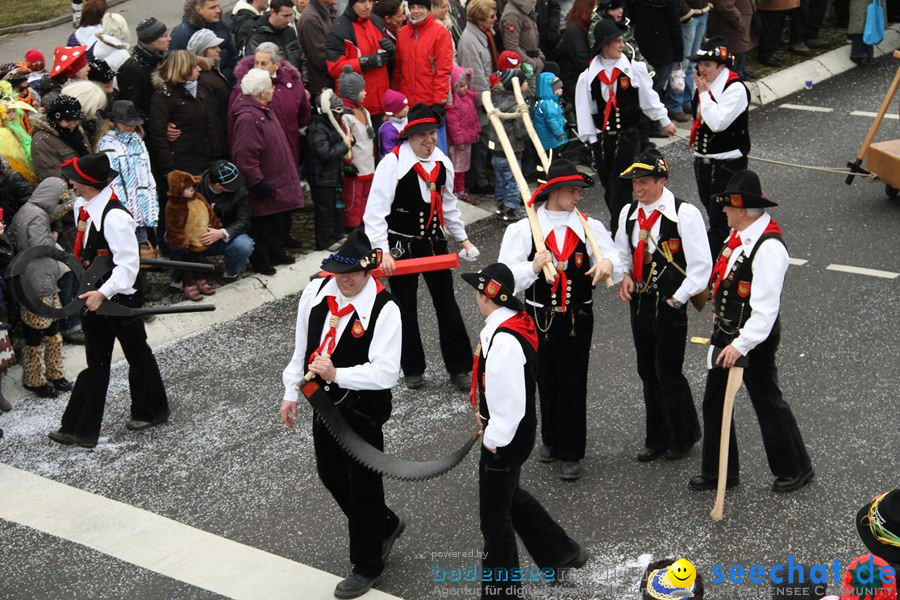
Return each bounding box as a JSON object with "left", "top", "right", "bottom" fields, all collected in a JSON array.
[
  {"left": 624, "top": 199, "right": 688, "bottom": 297},
  {"left": 304, "top": 278, "right": 395, "bottom": 416},
  {"left": 82, "top": 197, "right": 136, "bottom": 293},
  {"left": 385, "top": 158, "right": 447, "bottom": 240},
  {"left": 477, "top": 324, "right": 537, "bottom": 464},
  {"left": 525, "top": 230, "right": 592, "bottom": 310},
  {"left": 691, "top": 73, "right": 751, "bottom": 156},
  {"left": 711, "top": 231, "right": 785, "bottom": 348},
  {"left": 590, "top": 66, "right": 641, "bottom": 133}
]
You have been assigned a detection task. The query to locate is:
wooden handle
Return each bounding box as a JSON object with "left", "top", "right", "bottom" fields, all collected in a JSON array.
[
  {"left": 512, "top": 79, "right": 614, "bottom": 289},
  {"left": 710, "top": 366, "right": 744, "bottom": 521},
  {"left": 482, "top": 90, "right": 558, "bottom": 284},
  {"left": 854, "top": 64, "right": 900, "bottom": 162}
]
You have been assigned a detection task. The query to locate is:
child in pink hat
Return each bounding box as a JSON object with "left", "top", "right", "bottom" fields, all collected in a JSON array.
[{"left": 378, "top": 89, "right": 408, "bottom": 157}]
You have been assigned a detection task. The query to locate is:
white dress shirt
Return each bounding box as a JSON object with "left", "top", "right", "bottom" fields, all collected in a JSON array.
[
  {"left": 282, "top": 276, "right": 402, "bottom": 402},
  {"left": 612, "top": 188, "right": 713, "bottom": 304},
  {"left": 709, "top": 213, "right": 788, "bottom": 360},
  {"left": 75, "top": 185, "right": 139, "bottom": 299},
  {"left": 498, "top": 204, "right": 623, "bottom": 302},
  {"left": 575, "top": 54, "right": 671, "bottom": 145},
  {"left": 693, "top": 68, "right": 748, "bottom": 160},
  {"left": 364, "top": 142, "right": 468, "bottom": 252},
  {"left": 480, "top": 306, "right": 527, "bottom": 451}
]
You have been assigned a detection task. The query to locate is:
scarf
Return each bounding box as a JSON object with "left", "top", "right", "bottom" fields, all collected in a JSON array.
[
  {"left": 184, "top": 80, "right": 199, "bottom": 98},
  {"left": 53, "top": 123, "right": 90, "bottom": 157}
]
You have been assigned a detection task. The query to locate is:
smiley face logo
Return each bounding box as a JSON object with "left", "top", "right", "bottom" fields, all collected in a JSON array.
[{"left": 668, "top": 558, "right": 697, "bottom": 589}]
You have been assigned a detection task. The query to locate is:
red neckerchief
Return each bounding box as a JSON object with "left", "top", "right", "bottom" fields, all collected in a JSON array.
[
  {"left": 596, "top": 67, "right": 621, "bottom": 131},
  {"left": 690, "top": 70, "right": 740, "bottom": 146},
  {"left": 411, "top": 162, "right": 445, "bottom": 230},
  {"left": 544, "top": 227, "right": 580, "bottom": 312},
  {"left": 309, "top": 296, "right": 356, "bottom": 364},
  {"left": 73, "top": 207, "right": 89, "bottom": 260},
  {"left": 632, "top": 207, "right": 662, "bottom": 283},
  {"left": 709, "top": 218, "right": 783, "bottom": 299},
  {"left": 469, "top": 312, "right": 538, "bottom": 410}
]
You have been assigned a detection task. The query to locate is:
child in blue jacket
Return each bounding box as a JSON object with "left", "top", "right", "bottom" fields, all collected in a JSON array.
[{"left": 532, "top": 72, "right": 567, "bottom": 153}]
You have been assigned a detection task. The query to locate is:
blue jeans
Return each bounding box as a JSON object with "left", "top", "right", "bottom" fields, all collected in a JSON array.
[
  {"left": 491, "top": 155, "right": 521, "bottom": 210},
  {"left": 201, "top": 233, "right": 255, "bottom": 277},
  {"left": 666, "top": 13, "right": 708, "bottom": 112},
  {"left": 651, "top": 62, "right": 674, "bottom": 102}
]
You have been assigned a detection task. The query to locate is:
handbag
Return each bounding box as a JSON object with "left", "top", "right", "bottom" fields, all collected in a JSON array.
[
  {"left": 139, "top": 240, "right": 158, "bottom": 269},
  {"left": 863, "top": 0, "right": 885, "bottom": 46}
]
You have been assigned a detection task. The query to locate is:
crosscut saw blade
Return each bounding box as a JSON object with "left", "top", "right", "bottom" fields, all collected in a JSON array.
[{"left": 299, "top": 380, "right": 480, "bottom": 481}]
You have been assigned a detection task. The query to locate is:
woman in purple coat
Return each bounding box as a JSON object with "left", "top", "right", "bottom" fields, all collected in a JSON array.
[{"left": 230, "top": 68, "right": 304, "bottom": 275}]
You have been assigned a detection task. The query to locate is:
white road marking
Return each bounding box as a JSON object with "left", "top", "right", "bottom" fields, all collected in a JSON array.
[
  {"left": 0, "top": 464, "right": 402, "bottom": 600},
  {"left": 826, "top": 264, "right": 899, "bottom": 279},
  {"left": 850, "top": 111, "right": 900, "bottom": 120},
  {"left": 780, "top": 103, "right": 834, "bottom": 113},
  {"left": 788, "top": 258, "right": 808, "bottom": 266}
]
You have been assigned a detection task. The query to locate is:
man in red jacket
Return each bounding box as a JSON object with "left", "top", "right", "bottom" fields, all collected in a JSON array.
[
  {"left": 325, "top": 0, "right": 394, "bottom": 125},
  {"left": 393, "top": 0, "right": 453, "bottom": 108}
]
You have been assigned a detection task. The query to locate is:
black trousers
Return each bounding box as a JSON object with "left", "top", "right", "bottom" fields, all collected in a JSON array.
[
  {"left": 311, "top": 185, "right": 343, "bottom": 250},
  {"left": 700, "top": 332, "right": 812, "bottom": 480},
  {"left": 479, "top": 448, "right": 580, "bottom": 599},
  {"left": 630, "top": 294, "right": 701, "bottom": 451},
  {"left": 387, "top": 237, "right": 472, "bottom": 377},
  {"left": 466, "top": 134, "right": 492, "bottom": 190},
  {"left": 758, "top": 9, "right": 805, "bottom": 58},
  {"left": 535, "top": 304, "right": 593, "bottom": 461},
  {"left": 694, "top": 155, "right": 748, "bottom": 255},
  {"left": 593, "top": 128, "right": 640, "bottom": 234},
  {"left": 313, "top": 407, "right": 399, "bottom": 578},
  {"left": 249, "top": 211, "right": 291, "bottom": 270},
  {"left": 61, "top": 305, "right": 169, "bottom": 441}
]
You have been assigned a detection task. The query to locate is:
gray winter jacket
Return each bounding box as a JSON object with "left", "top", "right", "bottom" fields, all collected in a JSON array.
[{"left": 9, "top": 178, "right": 71, "bottom": 297}]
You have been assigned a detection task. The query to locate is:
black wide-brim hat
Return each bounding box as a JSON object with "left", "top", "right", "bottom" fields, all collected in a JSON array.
[
  {"left": 461, "top": 262, "right": 524, "bottom": 312},
  {"left": 530, "top": 159, "right": 593, "bottom": 205},
  {"left": 689, "top": 35, "right": 733, "bottom": 65},
  {"left": 108, "top": 99, "right": 144, "bottom": 126},
  {"left": 856, "top": 489, "right": 900, "bottom": 565},
  {"left": 321, "top": 228, "right": 382, "bottom": 274},
  {"left": 591, "top": 20, "right": 625, "bottom": 55},
  {"left": 620, "top": 148, "right": 669, "bottom": 179},
  {"left": 60, "top": 153, "right": 117, "bottom": 187},
  {"left": 713, "top": 169, "right": 778, "bottom": 208},
  {"left": 398, "top": 103, "right": 443, "bottom": 140}
]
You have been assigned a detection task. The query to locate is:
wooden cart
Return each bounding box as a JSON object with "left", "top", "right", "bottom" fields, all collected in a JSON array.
[{"left": 846, "top": 50, "right": 900, "bottom": 198}]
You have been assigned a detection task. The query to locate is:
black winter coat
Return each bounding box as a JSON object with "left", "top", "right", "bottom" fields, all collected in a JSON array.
[
  {"left": 197, "top": 178, "right": 252, "bottom": 239},
  {"left": 244, "top": 14, "right": 306, "bottom": 76},
  {"left": 630, "top": 0, "right": 684, "bottom": 68},
  {"left": 0, "top": 159, "right": 34, "bottom": 222},
  {"left": 558, "top": 24, "right": 591, "bottom": 102},
  {"left": 305, "top": 114, "right": 350, "bottom": 187},
  {"left": 148, "top": 79, "right": 226, "bottom": 176},
  {"left": 117, "top": 44, "right": 164, "bottom": 119}
]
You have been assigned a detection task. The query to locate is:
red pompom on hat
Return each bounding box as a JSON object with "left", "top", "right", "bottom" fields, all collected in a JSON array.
[
  {"left": 840, "top": 554, "right": 898, "bottom": 600},
  {"left": 498, "top": 50, "right": 522, "bottom": 71},
  {"left": 25, "top": 49, "right": 45, "bottom": 70},
  {"left": 50, "top": 46, "right": 88, "bottom": 79}
]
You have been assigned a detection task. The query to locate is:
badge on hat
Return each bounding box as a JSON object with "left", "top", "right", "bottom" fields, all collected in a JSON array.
[{"left": 484, "top": 279, "right": 501, "bottom": 299}]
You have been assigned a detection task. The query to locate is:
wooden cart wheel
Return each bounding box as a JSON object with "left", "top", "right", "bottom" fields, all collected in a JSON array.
[{"left": 887, "top": 185, "right": 899, "bottom": 199}]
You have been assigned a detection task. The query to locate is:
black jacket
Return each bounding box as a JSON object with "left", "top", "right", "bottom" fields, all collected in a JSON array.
[
  {"left": 117, "top": 44, "right": 165, "bottom": 119},
  {"left": 197, "top": 178, "right": 252, "bottom": 238},
  {"left": 148, "top": 79, "right": 225, "bottom": 175},
  {"left": 0, "top": 159, "right": 34, "bottom": 222},
  {"left": 244, "top": 13, "right": 306, "bottom": 76},
  {"left": 305, "top": 114, "right": 349, "bottom": 187},
  {"left": 230, "top": 7, "right": 259, "bottom": 52},
  {"left": 630, "top": 0, "right": 684, "bottom": 67},
  {"left": 558, "top": 24, "right": 591, "bottom": 102}
]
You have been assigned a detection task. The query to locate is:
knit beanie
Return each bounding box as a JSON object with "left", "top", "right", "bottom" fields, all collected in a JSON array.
[
  {"left": 337, "top": 65, "right": 365, "bottom": 103},
  {"left": 382, "top": 89, "right": 408, "bottom": 116},
  {"left": 409, "top": 0, "right": 432, "bottom": 9},
  {"left": 25, "top": 49, "right": 45, "bottom": 71},
  {"left": 489, "top": 69, "right": 524, "bottom": 90},
  {"left": 87, "top": 59, "right": 115, "bottom": 83},
  {"left": 497, "top": 50, "right": 522, "bottom": 71},
  {"left": 551, "top": 76, "right": 563, "bottom": 92},
  {"left": 136, "top": 17, "right": 167, "bottom": 44}
]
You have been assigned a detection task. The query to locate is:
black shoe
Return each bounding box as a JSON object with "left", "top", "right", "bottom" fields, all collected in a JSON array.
[
  {"left": 560, "top": 546, "right": 589, "bottom": 569},
  {"left": 272, "top": 253, "right": 295, "bottom": 265},
  {"left": 382, "top": 518, "right": 405, "bottom": 561},
  {"left": 538, "top": 444, "right": 557, "bottom": 463},
  {"left": 51, "top": 378, "right": 74, "bottom": 392},
  {"left": 664, "top": 445, "right": 693, "bottom": 460},
  {"left": 560, "top": 460, "right": 583, "bottom": 481},
  {"left": 405, "top": 374, "right": 424, "bottom": 389},
  {"left": 125, "top": 415, "right": 169, "bottom": 431},
  {"left": 254, "top": 264, "right": 277, "bottom": 276},
  {"left": 637, "top": 446, "right": 665, "bottom": 462},
  {"left": 0, "top": 393, "right": 11, "bottom": 412},
  {"left": 222, "top": 274, "right": 239, "bottom": 284},
  {"left": 62, "top": 327, "right": 86, "bottom": 345},
  {"left": 25, "top": 383, "right": 58, "bottom": 398},
  {"left": 688, "top": 474, "right": 739, "bottom": 491},
  {"left": 48, "top": 430, "right": 97, "bottom": 448},
  {"left": 759, "top": 54, "right": 783, "bottom": 67},
  {"left": 772, "top": 468, "right": 814, "bottom": 493},
  {"left": 334, "top": 573, "right": 380, "bottom": 599},
  {"left": 449, "top": 372, "right": 470, "bottom": 392}
]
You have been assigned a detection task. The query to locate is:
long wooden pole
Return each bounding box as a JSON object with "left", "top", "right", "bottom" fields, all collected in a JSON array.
[
  {"left": 710, "top": 366, "right": 743, "bottom": 521},
  {"left": 482, "top": 89, "right": 557, "bottom": 284},
  {"left": 847, "top": 58, "right": 900, "bottom": 183},
  {"left": 512, "top": 78, "right": 612, "bottom": 288}
]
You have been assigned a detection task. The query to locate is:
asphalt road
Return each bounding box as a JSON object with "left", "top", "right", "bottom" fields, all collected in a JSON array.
[{"left": 1, "top": 57, "right": 898, "bottom": 600}]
